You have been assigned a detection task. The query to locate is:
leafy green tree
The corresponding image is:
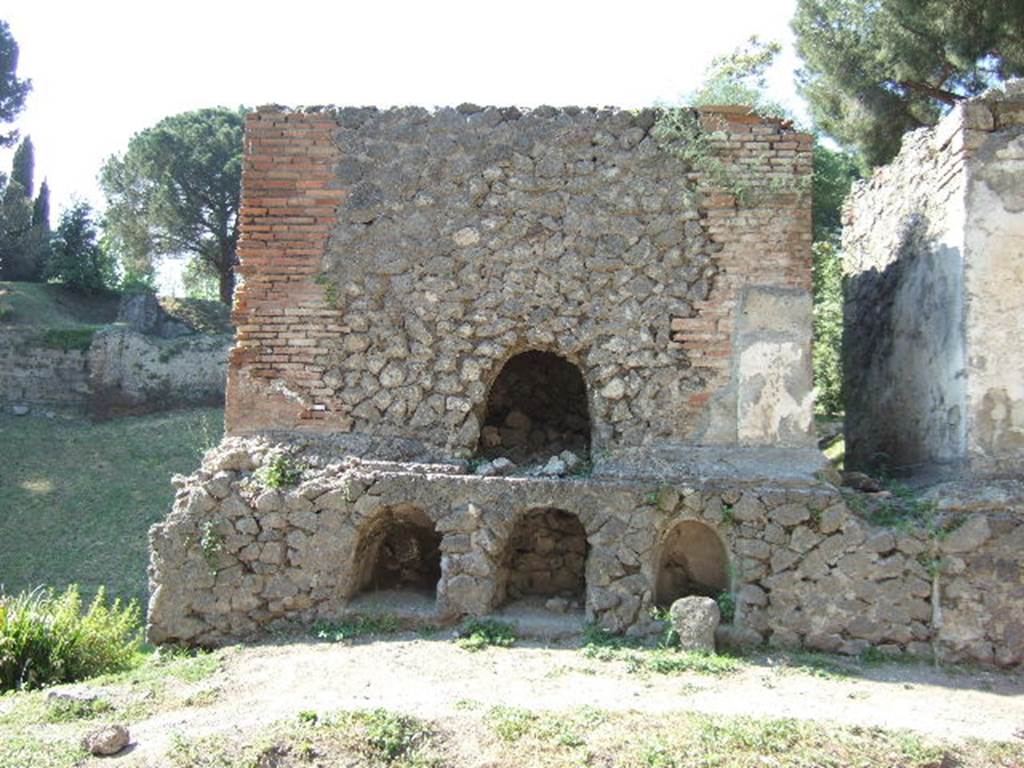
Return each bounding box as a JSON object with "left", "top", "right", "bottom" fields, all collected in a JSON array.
[
  {"left": 100, "top": 107, "right": 246, "bottom": 304},
  {"left": 181, "top": 255, "right": 220, "bottom": 301},
  {"left": 46, "top": 202, "right": 115, "bottom": 294},
  {"left": 809, "top": 145, "right": 859, "bottom": 416},
  {"left": 793, "top": 0, "right": 1024, "bottom": 167},
  {"left": 690, "top": 36, "right": 785, "bottom": 113},
  {"left": 0, "top": 20, "right": 30, "bottom": 148},
  {"left": 812, "top": 144, "right": 860, "bottom": 242}
]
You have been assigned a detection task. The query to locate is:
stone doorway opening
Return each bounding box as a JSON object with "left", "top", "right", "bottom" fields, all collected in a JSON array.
[
  {"left": 655, "top": 520, "right": 729, "bottom": 608},
  {"left": 352, "top": 506, "right": 442, "bottom": 601},
  {"left": 499, "top": 508, "right": 588, "bottom": 613},
  {"left": 477, "top": 351, "right": 591, "bottom": 465}
]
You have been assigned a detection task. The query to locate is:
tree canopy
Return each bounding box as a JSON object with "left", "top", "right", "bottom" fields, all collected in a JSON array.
[
  {"left": 0, "top": 136, "right": 49, "bottom": 281},
  {"left": 100, "top": 107, "right": 246, "bottom": 304},
  {"left": 793, "top": 0, "right": 1024, "bottom": 167},
  {"left": 45, "top": 201, "right": 115, "bottom": 294},
  {"left": 0, "top": 20, "right": 30, "bottom": 148}
]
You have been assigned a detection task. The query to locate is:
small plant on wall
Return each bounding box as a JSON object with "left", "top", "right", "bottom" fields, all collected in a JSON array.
[{"left": 256, "top": 450, "right": 305, "bottom": 489}]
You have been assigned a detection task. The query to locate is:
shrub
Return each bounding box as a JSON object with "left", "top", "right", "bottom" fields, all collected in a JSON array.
[
  {"left": 0, "top": 585, "right": 141, "bottom": 691},
  {"left": 44, "top": 202, "right": 116, "bottom": 294}
]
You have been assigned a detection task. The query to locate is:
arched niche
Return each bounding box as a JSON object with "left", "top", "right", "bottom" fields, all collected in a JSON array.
[
  {"left": 477, "top": 350, "right": 591, "bottom": 464},
  {"left": 655, "top": 520, "right": 729, "bottom": 608},
  {"left": 351, "top": 505, "right": 442, "bottom": 598},
  {"left": 498, "top": 507, "right": 589, "bottom": 607}
]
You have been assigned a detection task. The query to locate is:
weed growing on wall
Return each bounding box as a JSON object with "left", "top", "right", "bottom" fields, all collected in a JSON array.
[
  {"left": 256, "top": 451, "right": 305, "bottom": 488},
  {"left": 198, "top": 520, "right": 225, "bottom": 571}
]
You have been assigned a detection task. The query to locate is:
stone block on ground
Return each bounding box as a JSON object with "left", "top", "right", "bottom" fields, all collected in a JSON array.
[
  {"left": 669, "top": 595, "right": 720, "bottom": 653},
  {"left": 82, "top": 724, "right": 130, "bottom": 756}
]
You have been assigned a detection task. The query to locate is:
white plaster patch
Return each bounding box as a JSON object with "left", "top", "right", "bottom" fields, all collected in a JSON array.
[{"left": 737, "top": 341, "right": 814, "bottom": 446}]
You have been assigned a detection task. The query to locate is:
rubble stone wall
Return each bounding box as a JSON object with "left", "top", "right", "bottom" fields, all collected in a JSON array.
[
  {"left": 148, "top": 438, "right": 1024, "bottom": 666},
  {"left": 0, "top": 325, "right": 231, "bottom": 416},
  {"left": 0, "top": 327, "right": 91, "bottom": 407},
  {"left": 227, "top": 105, "right": 814, "bottom": 457}
]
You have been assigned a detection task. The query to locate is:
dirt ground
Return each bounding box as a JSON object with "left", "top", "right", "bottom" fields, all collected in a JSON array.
[{"left": 102, "top": 632, "right": 1024, "bottom": 765}]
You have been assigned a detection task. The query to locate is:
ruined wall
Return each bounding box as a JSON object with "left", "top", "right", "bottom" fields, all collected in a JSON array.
[
  {"left": 228, "top": 105, "right": 813, "bottom": 458},
  {"left": 88, "top": 327, "right": 231, "bottom": 417},
  {"left": 149, "top": 437, "right": 1023, "bottom": 666},
  {"left": 962, "top": 95, "right": 1024, "bottom": 472},
  {"left": 843, "top": 83, "right": 1024, "bottom": 475},
  {"left": 0, "top": 328, "right": 91, "bottom": 407},
  {"left": 842, "top": 125, "right": 967, "bottom": 471},
  {"left": 0, "top": 325, "right": 231, "bottom": 416}
]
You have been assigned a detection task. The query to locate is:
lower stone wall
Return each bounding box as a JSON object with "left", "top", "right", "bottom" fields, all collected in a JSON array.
[
  {"left": 0, "top": 325, "right": 231, "bottom": 416},
  {"left": 0, "top": 328, "right": 91, "bottom": 407},
  {"left": 88, "top": 327, "right": 232, "bottom": 417},
  {"left": 148, "top": 437, "right": 1024, "bottom": 666}
]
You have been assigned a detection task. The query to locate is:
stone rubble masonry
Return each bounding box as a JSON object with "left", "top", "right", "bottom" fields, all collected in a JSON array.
[
  {"left": 0, "top": 328, "right": 91, "bottom": 407},
  {"left": 147, "top": 437, "right": 1024, "bottom": 667},
  {"left": 843, "top": 81, "right": 1024, "bottom": 475},
  {"left": 227, "top": 104, "right": 814, "bottom": 457},
  {"left": 0, "top": 325, "right": 231, "bottom": 417}
]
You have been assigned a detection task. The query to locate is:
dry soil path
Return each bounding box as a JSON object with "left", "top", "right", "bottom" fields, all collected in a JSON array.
[{"left": 118, "top": 634, "right": 1024, "bottom": 764}]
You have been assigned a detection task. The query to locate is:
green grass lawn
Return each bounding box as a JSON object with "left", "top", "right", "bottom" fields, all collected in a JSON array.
[{"left": 0, "top": 408, "right": 223, "bottom": 606}]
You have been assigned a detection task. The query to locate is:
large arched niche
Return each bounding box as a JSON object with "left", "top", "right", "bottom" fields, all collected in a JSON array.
[
  {"left": 654, "top": 520, "right": 730, "bottom": 608},
  {"left": 476, "top": 350, "right": 591, "bottom": 465},
  {"left": 350, "top": 505, "right": 442, "bottom": 598}
]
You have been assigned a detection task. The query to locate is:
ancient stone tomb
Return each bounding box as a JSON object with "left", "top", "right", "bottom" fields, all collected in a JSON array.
[{"left": 148, "top": 103, "right": 1023, "bottom": 666}]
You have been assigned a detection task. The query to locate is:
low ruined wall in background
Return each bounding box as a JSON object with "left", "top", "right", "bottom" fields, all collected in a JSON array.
[
  {"left": 0, "top": 324, "right": 231, "bottom": 417},
  {"left": 148, "top": 437, "right": 1023, "bottom": 667},
  {"left": 88, "top": 327, "right": 232, "bottom": 417},
  {"left": 0, "top": 327, "right": 91, "bottom": 407}
]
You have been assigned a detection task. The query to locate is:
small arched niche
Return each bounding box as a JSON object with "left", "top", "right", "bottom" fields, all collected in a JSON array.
[
  {"left": 498, "top": 508, "right": 588, "bottom": 607},
  {"left": 352, "top": 506, "right": 442, "bottom": 598},
  {"left": 655, "top": 520, "right": 729, "bottom": 608},
  {"left": 477, "top": 350, "right": 591, "bottom": 465}
]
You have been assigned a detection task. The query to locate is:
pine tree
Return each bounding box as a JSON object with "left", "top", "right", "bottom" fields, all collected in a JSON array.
[
  {"left": 0, "top": 20, "right": 31, "bottom": 148},
  {"left": 793, "top": 0, "right": 1024, "bottom": 167}
]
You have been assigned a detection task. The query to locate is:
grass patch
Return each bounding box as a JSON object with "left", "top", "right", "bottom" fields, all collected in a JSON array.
[
  {"left": 312, "top": 615, "right": 401, "bottom": 642},
  {"left": 455, "top": 619, "right": 517, "bottom": 651},
  {"left": 0, "top": 407, "right": 224, "bottom": 605},
  {"left": 166, "top": 708, "right": 436, "bottom": 768},
  {"left": 0, "top": 281, "right": 119, "bottom": 328},
  {"left": 0, "top": 732, "right": 87, "bottom": 768},
  {"left": 112, "top": 705, "right": 1024, "bottom": 768},
  {"left": 580, "top": 624, "right": 743, "bottom": 676},
  {"left": 158, "top": 296, "right": 233, "bottom": 335},
  {"left": 39, "top": 326, "right": 99, "bottom": 351},
  {"left": 0, "top": 585, "right": 141, "bottom": 691}
]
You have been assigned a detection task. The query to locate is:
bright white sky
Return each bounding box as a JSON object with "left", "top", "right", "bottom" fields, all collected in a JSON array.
[{"left": 2, "top": 0, "right": 807, "bottom": 290}]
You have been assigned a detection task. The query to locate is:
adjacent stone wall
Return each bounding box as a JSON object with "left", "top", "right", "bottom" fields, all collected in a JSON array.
[
  {"left": 0, "top": 328, "right": 91, "bottom": 407},
  {"left": 0, "top": 325, "right": 231, "bottom": 416},
  {"left": 843, "top": 83, "right": 1024, "bottom": 474},
  {"left": 88, "top": 327, "right": 232, "bottom": 417},
  {"left": 228, "top": 105, "right": 814, "bottom": 457},
  {"left": 149, "top": 437, "right": 1023, "bottom": 666}
]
